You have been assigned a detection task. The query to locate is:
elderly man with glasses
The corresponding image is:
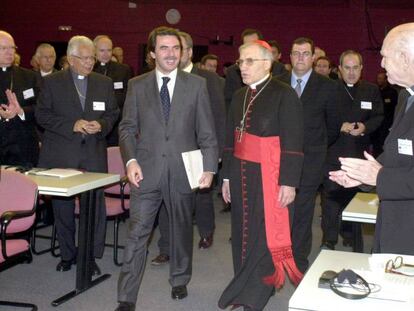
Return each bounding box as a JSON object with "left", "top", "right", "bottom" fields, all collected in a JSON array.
[
  {"left": 36, "top": 35, "right": 119, "bottom": 274},
  {"left": 219, "top": 40, "right": 304, "bottom": 311}
]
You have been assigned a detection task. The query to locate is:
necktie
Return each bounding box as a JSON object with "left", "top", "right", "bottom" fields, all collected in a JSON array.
[
  {"left": 294, "top": 78, "right": 302, "bottom": 97},
  {"left": 160, "top": 77, "right": 171, "bottom": 122}
]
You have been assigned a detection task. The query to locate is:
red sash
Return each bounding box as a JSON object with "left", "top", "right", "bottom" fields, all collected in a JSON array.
[{"left": 233, "top": 130, "right": 303, "bottom": 288}]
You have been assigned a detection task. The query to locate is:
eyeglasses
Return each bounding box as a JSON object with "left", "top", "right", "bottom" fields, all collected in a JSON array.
[
  {"left": 291, "top": 51, "right": 312, "bottom": 58},
  {"left": 236, "top": 58, "right": 269, "bottom": 67},
  {"left": 385, "top": 256, "right": 414, "bottom": 276},
  {"left": 0, "top": 45, "right": 17, "bottom": 52},
  {"left": 71, "top": 55, "right": 96, "bottom": 63}
]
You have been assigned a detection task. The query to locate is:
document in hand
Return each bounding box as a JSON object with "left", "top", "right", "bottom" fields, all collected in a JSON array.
[
  {"left": 29, "top": 168, "right": 83, "bottom": 178},
  {"left": 182, "top": 149, "right": 203, "bottom": 190}
]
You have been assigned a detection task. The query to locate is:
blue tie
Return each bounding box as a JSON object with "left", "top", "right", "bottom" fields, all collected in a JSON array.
[{"left": 160, "top": 77, "right": 171, "bottom": 122}]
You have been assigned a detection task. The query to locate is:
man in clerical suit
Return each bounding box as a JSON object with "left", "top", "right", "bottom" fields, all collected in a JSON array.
[
  {"left": 219, "top": 40, "right": 304, "bottom": 311},
  {"left": 0, "top": 30, "right": 39, "bottom": 167},
  {"left": 151, "top": 31, "right": 225, "bottom": 266},
  {"left": 36, "top": 35, "right": 119, "bottom": 273},
  {"left": 115, "top": 26, "right": 218, "bottom": 311},
  {"left": 35, "top": 43, "right": 58, "bottom": 79},
  {"left": 278, "top": 37, "right": 339, "bottom": 273},
  {"left": 321, "top": 50, "right": 383, "bottom": 250},
  {"left": 93, "top": 35, "right": 133, "bottom": 146},
  {"left": 329, "top": 22, "right": 414, "bottom": 256}
]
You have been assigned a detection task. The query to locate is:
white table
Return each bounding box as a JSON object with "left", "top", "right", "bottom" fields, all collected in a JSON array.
[
  {"left": 3, "top": 169, "right": 120, "bottom": 306},
  {"left": 289, "top": 250, "right": 414, "bottom": 311},
  {"left": 342, "top": 192, "right": 378, "bottom": 224}
]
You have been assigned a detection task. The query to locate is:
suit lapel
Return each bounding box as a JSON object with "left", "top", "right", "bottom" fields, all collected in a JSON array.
[
  {"left": 65, "top": 70, "right": 83, "bottom": 113},
  {"left": 167, "top": 70, "right": 187, "bottom": 131},
  {"left": 385, "top": 90, "right": 411, "bottom": 143},
  {"left": 145, "top": 71, "right": 166, "bottom": 128},
  {"left": 300, "top": 71, "right": 317, "bottom": 102}
]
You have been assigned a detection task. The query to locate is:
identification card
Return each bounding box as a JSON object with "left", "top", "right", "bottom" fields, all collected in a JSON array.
[
  {"left": 114, "top": 82, "right": 123, "bottom": 90},
  {"left": 398, "top": 139, "right": 413, "bottom": 156},
  {"left": 384, "top": 98, "right": 391, "bottom": 103},
  {"left": 23, "top": 88, "right": 34, "bottom": 99},
  {"left": 361, "top": 101, "right": 372, "bottom": 110},
  {"left": 93, "top": 101, "right": 105, "bottom": 111}
]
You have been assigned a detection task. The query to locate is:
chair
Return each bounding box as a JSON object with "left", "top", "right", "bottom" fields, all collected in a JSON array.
[
  {"left": 0, "top": 170, "right": 38, "bottom": 310},
  {"left": 74, "top": 146, "right": 130, "bottom": 265}
]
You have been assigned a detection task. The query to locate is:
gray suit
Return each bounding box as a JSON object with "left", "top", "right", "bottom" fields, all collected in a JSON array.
[{"left": 117, "top": 69, "right": 218, "bottom": 303}]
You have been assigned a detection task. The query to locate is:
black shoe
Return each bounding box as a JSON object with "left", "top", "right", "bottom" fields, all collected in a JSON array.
[
  {"left": 56, "top": 258, "right": 76, "bottom": 272},
  {"left": 342, "top": 238, "right": 353, "bottom": 247},
  {"left": 114, "top": 301, "right": 135, "bottom": 311},
  {"left": 151, "top": 254, "right": 169, "bottom": 266},
  {"left": 171, "top": 285, "right": 188, "bottom": 300},
  {"left": 91, "top": 260, "right": 101, "bottom": 276},
  {"left": 320, "top": 241, "right": 335, "bottom": 250},
  {"left": 198, "top": 234, "right": 213, "bottom": 249}
]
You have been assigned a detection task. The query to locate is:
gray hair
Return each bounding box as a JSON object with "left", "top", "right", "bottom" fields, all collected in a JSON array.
[
  {"left": 35, "top": 43, "right": 56, "bottom": 58},
  {"left": 67, "top": 35, "right": 94, "bottom": 56},
  {"left": 178, "top": 31, "right": 193, "bottom": 49},
  {"left": 239, "top": 42, "right": 274, "bottom": 62},
  {"left": 93, "top": 35, "right": 112, "bottom": 46}
]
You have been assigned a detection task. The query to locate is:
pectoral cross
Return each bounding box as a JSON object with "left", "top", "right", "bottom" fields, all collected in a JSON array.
[{"left": 236, "top": 120, "right": 245, "bottom": 142}]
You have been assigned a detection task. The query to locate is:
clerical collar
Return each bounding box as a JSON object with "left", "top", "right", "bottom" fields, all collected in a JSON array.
[
  {"left": 100, "top": 62, "right": 107, "bottom": 66},
  {"left": 70, "top": 68, "right": 86, "bottom": 80},
  {"left": 347, "top": 83, "right": 354, "bottom": 87},
  {"left": 250, "top": 73, "right": 270, "bottom": 90},
  {"left": 1, "top": 66, "right": 11, "bottom": 72},
  {"left": 40, "top": 70, "right": 53, "bottom": 77},
  {"left": 406, "top": 86, "right": 414, "bottom": 96},
  {"left": 182, "top": 62, "right": 193, "bottom": 73}
]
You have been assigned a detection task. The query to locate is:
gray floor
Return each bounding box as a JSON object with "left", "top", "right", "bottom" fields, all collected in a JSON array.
[{"left": 0, "top": 194, "right": 374, "bottom": 311}]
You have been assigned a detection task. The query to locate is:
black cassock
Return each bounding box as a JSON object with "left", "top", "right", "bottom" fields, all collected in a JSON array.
[{"left": 219, "top": 78, "right": 303, "bottom": 310}]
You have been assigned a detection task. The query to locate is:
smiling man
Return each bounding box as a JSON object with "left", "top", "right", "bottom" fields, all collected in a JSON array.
[
  {"left": 36, "top": 35, "right": 119, "bottom": 275},
  {"left": 115, "top": 26, "right": 218, "bottom": 311},
  {"left": 219, "top": 40, "right": 304, "bottom": 311}
]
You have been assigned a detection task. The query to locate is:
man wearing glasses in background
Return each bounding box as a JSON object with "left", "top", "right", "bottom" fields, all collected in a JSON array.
[
  {"left": 36, "top": 35, "right": 119, "bottom": 274},
  {"left": 219, "top": 40, "right": 304, "bottom": 311},
  {"left": 278, "top": 37, "right": 338, "bottom": 274},
  {"left": 330, "top": 23, "right": 414, "bottom": 257},
  {"left": 0, "top": 30, "right": 39, "bottom": 168}
]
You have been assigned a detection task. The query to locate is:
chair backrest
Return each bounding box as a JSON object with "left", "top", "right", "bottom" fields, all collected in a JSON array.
[
  {"left": 0, "top": 170, "right": 38, "bottom": 234},
  {"left": 106, "top": 146, "right": 130, "bottom": 195}
]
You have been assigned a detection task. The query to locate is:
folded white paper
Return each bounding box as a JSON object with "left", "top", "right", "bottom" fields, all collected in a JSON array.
[
  {"left": 28, "top": 168, "right": 83, "bottom": 178},
  {"left": 182, "top": 149, "right": 203, "bottom": 190}
]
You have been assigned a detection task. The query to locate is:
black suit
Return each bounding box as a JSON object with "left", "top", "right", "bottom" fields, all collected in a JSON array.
[
  {"left": 94, "top": 61, "right": 133, "bottom": 146},
  {"left": 36, "top": 69, "right": 119, "bottom": 261},
  {"left": 278, "top": 70, "right": 339, "bottom": 272},
  {"left": 321, "top": 79, "right": 383, "bottom": 246},
  {"left": 375, "top": 89, "right": 414, "bottom": 255},
  {"left": 0, "top": 66, "right": 40, "bottom": 167},
  {"left": 157, "top": 66, "right": 226, "bottom": 254}
]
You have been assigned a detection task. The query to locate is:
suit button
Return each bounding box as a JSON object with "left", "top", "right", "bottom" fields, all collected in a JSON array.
[
  {"left": 165, "top": 136, "right": 169, "bottom": 141},
  {"left": 162, "top": 154, "right": 166, "bottom": 157}
]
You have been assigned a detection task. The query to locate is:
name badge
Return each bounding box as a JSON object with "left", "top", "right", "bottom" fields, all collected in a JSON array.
[
  {"left": 384, "top": 98, "right": 391, "bottom": 103},
  {"left": 398, "top": 139, "right": 413, "bottom": 156},
  {"left": 114, "top": 82, "right": 123, "bottom": 90},
  {"left": 361, "top": 101, "right": 372, "bottom": 110},
  {"left": 23, "top": 88, "right": 34, "bottom": 99},
  {"left": 93, "top": 101, "right": 105, "bottom": 111}
]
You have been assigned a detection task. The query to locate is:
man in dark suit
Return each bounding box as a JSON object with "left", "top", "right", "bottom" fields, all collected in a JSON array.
[
  {"left": 152, "top": 31, "right": 225, "bottom": 266},
  {"left": 93, "top": 35, "right": 133, "bottom": 146},
  {"left": 115, "top": 27, "right": 218, "bottom": 311},
  {"left": 34, "top": 43, "right": 57, "bottom": 79},
  {"left": 269, "top": 39, "right": 288, "bottom": 77},
  {"left": 321, "top": 50, "right": 383, "bottom": 250},
  {"left": 329, "top": 22, "right": 414, "bottom": 256},
  {"left": 36, "top": 35, "right": 119, "bottom": 273},
  {"left": 0, "top": 30, "right": 39, "bottom": 167},
  {"left": 278, "top": 37, "right": 338, "bottom": 273}
]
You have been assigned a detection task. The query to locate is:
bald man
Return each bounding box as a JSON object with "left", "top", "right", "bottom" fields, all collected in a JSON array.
[
  {"left": 330, "top": 23, "right": 414, "bottom": 256},
  {"left": 0, "top": 30, "right": 39, "bottom": 167},
  {"left": 93, "top": 35, "right": 132, "bottom": 146}
]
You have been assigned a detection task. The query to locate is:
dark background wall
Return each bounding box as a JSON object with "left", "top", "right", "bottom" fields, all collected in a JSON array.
[{"left": 1, "top": 0, "right": 414, "bottom": 81}]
